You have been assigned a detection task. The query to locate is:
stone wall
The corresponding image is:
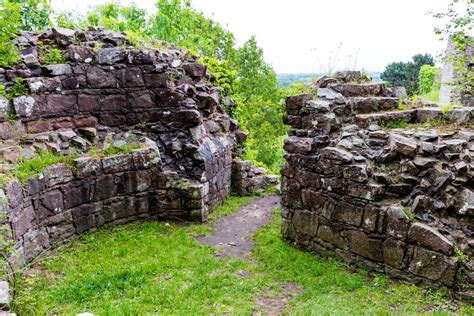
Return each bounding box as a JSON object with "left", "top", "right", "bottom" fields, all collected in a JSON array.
[
  {"left": 231, "top": 159, "right": 278, "bottom": 195},
  {"left": 281, "top": 71, "right": 473, "bottom": 290},
  {"left": 440, "top": 37, "right": 474, "bottom": 106},
  {"left": 0, "top": 26, "right": 272, "bottom": 281}
]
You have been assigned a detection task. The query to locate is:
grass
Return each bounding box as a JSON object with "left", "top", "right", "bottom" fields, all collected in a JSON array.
[
  {"left": 89, "top": 143, "right": 143, "bottom": 158},
  {"left": 11, "top": 197, "right": 473, "bottom": 315},
  {"left": 0, "top": 150, "right": 77, "bottom": 186},
  {"left": 418, "top": 88, "right": 440, "bottom": 103}
]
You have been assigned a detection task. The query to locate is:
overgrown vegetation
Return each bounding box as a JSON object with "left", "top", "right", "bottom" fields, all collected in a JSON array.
[
  {"left": 433, "top": 0, "right": 473, "bottom": 103},
  {"left": 12, "top": 203, "right": 472, "bottom": 314},
  {"left": 89, "top": 143, "right": 143, "bottom": 158},
  {"left": 0, "top": 150, "right": 76, "bottom": 186}
]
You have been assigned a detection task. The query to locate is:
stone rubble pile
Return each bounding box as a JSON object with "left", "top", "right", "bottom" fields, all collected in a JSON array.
[{"left": 281, "top": 71, "right": 473, "bottom": 292}]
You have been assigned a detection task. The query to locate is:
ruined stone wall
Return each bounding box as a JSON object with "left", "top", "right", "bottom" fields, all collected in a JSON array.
[
  {"left": 0, "top": 27, "right": 264, "bottom": 274},
  {"left": 281, "top": 72, "right": 473, "bottom": 290},
  {"left": 440, "top": 37, "right": 474, "bottom": 106}
]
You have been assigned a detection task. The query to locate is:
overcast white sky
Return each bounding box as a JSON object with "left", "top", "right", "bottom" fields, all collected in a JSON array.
[{"left": 51, "top": 0, "right": 453, "bottom": 73}]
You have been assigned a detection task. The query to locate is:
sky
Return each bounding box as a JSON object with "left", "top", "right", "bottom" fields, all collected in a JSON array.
[{"left": 51, "top": 0, "right": 454, "bottom": 74}]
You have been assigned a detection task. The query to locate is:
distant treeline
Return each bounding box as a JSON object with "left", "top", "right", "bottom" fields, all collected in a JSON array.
[{"left": 277, "top": 72, "right": 382, "bottom": 87}]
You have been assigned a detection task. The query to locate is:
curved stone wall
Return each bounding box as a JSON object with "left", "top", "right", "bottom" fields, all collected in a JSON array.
[
  {"left": 281, "top": 71, "right": 473, "bottom": 290},
  {"left": 0, "top": 27, "right": 262, "bottom": 274}
]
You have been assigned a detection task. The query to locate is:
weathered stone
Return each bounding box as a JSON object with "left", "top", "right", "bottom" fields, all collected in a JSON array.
[
  {"left": 390, "top": 134, "right": 417, "bottom": 157},
  {"left": 73, "top": 157, "right": 102, "bottom": 178},
  {"left": 332, "top": 201, "right": 363, "bottom": 226},
  {"left": 13, "top": 95, "right": 38, "bottom": 118},
  {"left": 45, "top": 64, "right": 72, "bottom": 76},
  {"left": 0, "top": 281, "right": 10, "bottom": 311},
  {"left": 284, "top": 137, "right": 313, "bottom": 154},
  {"left": 383, "top": 238, "right": 406, "bottom": 269},
  {"left": 291, "top": 209, "right": 318, "bottom": 236},
  {"left": 102, "top": 154, "right": 134, "bottom": 174},
  {"left": 345, "top": 230, "right": 383, "bottom": 262},
  {"left": 52, "top": 27, "right": 75, "bottom": 46},
  {"left": 318, "top": 225, "right": 347, "bottom": 249},
  {"left": 182, "top": 62, "right": 207, "bottom": 78},
  {"left": 408, "top": 247, "right": 458, "bottom": 286},
  {"left": 458, "top": 188, "right": 474, "bottom": 216},
  {"left": 320, "top": 147, "right": 353, "bottom": 163},
  {"left": 96, "top": 48, "right": 127, "bottom": 64},
  {"left": 385, "top": 205, "right": 411, "bottom": 240},
  {"left": 408, "top": 223, "right": 453, "bottom": 255}
]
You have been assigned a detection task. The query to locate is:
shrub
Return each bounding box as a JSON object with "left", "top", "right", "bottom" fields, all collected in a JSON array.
[
  {"left": 0, "top": 1, "right": 22, "bottom": 68},
  {"left": 418, "top": 65, "right": 438, "bottom": 95},
  {"left": 40, "top": 45, "right": 66, "bottom": 65}
]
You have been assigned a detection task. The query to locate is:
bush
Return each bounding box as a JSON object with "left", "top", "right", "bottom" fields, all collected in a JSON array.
[
  {"left": 418, "top": 65, "right": 438, "bottom": 95},
  {"left": 0, "top": 1, "right": 22, "bottom": 68}
]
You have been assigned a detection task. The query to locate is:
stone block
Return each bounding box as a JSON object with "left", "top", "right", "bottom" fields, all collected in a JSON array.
[
  {"left": 345, "top": 230, "right": 383, "bottom": 262},
  {"left": 408, "top": 247, "right": 458, "bottom": 286},
  {"left": 291, "top": 209, "right": 318, "bottom": 236},
  {"left": 318, "top": 225, "right": 347, "bottom": 249},
  {"left": 73, "top": 157, "right": 102, "bottom": 178},
  {"left": 331, "top": 201, "right": 363, "bottom": 226},
  {"left": 385, "top": 205, "right": 411, "bottom": 240},
  {"left": 102, "top": 154, "right": 134, "bottom": 174},
  {"left": 408, "top": 223, "right": 453, "bottom": 255},
  {"left": 383, "top": 238, "right": 406, "bottom": 269}
]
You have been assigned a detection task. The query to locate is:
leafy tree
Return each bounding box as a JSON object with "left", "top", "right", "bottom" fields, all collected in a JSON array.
[
  {"left": 0, "top": 0, "right": 22, "bottom": 68},
  {"left": 381, "top": 54, "right": 435, "bottom": 95},
  {"left": 9, "top": 0, "right": 52, "bottom": 31},
  {"left": 433, "top": 0, "right": 473, "bottom": 100},
  {"left": 85, "top": 2, "right": 147, "bottom": 34},
  {"left": 148, "top": 0, "right": 235, "bottom": 61}
]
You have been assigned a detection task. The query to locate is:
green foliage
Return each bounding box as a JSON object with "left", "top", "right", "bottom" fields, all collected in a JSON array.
[
  {"left": 148, "top": 0, "right": 235, "bottom": 61},
  {"left": 12, "top": 203, "right": 472, "bottom": 314},
  {"left": 418, "top": 65, "right": 438, "bottom": 95},
  {"left": 381, "top": 54, "right": 435, "bottom": 95},
  {"left": 85, "top": 2, "right": 146, "bottom": 34},
  {"left": 0, "top": 0, "right": 22, "bottom": 68},
  {"left": 89, "top": 143, "right": 143, "bottom": 158},
  {"left": 6, "top": 78, "right": 30, "bottom": 99},
  {"left": 39, "top": 45, "right": 66, "bottom": 65},
  {"left": 403, "top": 207, "right": 416, "bottom": 221},
  {"left": 379, "top": 119, "right": 410, "bottom": 129},
  {"left": 199, "top": 56, "right": 237, "bottom": 97},
  {"left": 0, "top": 150, "right": 76, "bottom": 185},
  {"left": 103, "top": 143, "right": 142, "bottom": 156},
  {"left": 9, "top": 0, "right": 51, "bottom": 31},
  {"left": 433, "top": 0, "right": 474, "bottom": 100}
]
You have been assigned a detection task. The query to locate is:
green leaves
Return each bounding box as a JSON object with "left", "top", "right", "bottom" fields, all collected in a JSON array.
[{"left": 381, "top": 54, "right": 435, "bottom": 95}]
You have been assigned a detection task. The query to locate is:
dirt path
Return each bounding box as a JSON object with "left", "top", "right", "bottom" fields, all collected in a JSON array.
[
  {"left": 197, "top": 195, "right": 280, "bottom": 258},
  {"left": 197, "top": 195, "right": 302, "bottom": 315}
]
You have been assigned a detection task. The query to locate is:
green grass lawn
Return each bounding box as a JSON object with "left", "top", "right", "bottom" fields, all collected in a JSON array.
[{"left": 12, "top": 196, "right": 473, "bottom": 315}]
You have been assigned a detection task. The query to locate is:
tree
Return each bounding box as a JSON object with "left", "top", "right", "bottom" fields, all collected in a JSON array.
[
  {"left": 381, "top": 54, "right": 435, "bottom": 95},
  {"left": 433, "top": 0, "right": 473, "bottom": 100},
  {"left": 148, "top": 0, "right": 235, "bottom": 61},
  {"left": 9, "top": 0, "right": 52, "bottom": 31},
  {"left": 0, "top": 0, "right": 22, "bottom": 68}
]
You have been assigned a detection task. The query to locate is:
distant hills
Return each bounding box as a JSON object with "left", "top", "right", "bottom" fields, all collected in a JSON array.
[{"left": 277, "top": 72, "right": 382, "bottom": 87}]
